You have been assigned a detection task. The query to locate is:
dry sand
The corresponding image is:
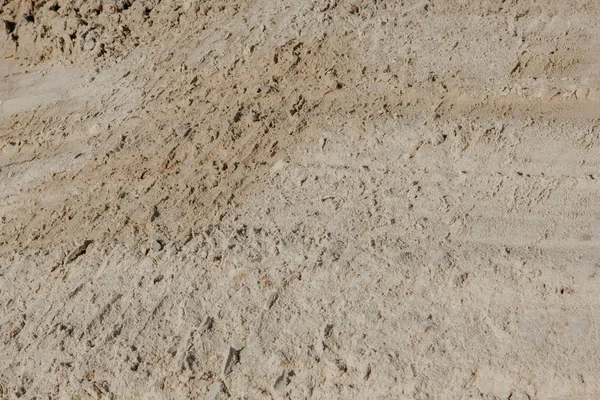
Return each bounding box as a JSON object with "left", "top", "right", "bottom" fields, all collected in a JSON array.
[{"left": 1, "top": 0, "right": 600, "bottom": 398}]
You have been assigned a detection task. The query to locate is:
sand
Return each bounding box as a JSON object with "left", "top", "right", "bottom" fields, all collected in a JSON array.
[{"left": 1, "top": 0, "right": 600, "bottom": 398}]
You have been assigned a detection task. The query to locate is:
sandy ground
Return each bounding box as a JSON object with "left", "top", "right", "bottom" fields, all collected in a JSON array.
[{"left": 1, "top": 0, "right": 600, "bottom": 399}]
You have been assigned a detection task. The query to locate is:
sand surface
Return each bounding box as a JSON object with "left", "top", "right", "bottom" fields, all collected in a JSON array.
[{"left": 1, "top": 1, "right": 600, "bottom": 398}]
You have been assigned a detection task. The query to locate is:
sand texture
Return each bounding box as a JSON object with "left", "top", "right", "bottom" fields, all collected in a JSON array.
[{"left": 1, "top": 0, "right": 600, "bottom": 398}]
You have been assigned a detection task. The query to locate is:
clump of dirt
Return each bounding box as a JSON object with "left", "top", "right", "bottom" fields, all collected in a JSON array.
[{"left": 1, "top": 0, "right": 223, "bottom": 66}]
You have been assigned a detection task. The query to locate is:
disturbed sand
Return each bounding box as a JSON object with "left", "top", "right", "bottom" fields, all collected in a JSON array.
[{"left": 1, "top": 0, "right": 600, "bottom": 399}]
